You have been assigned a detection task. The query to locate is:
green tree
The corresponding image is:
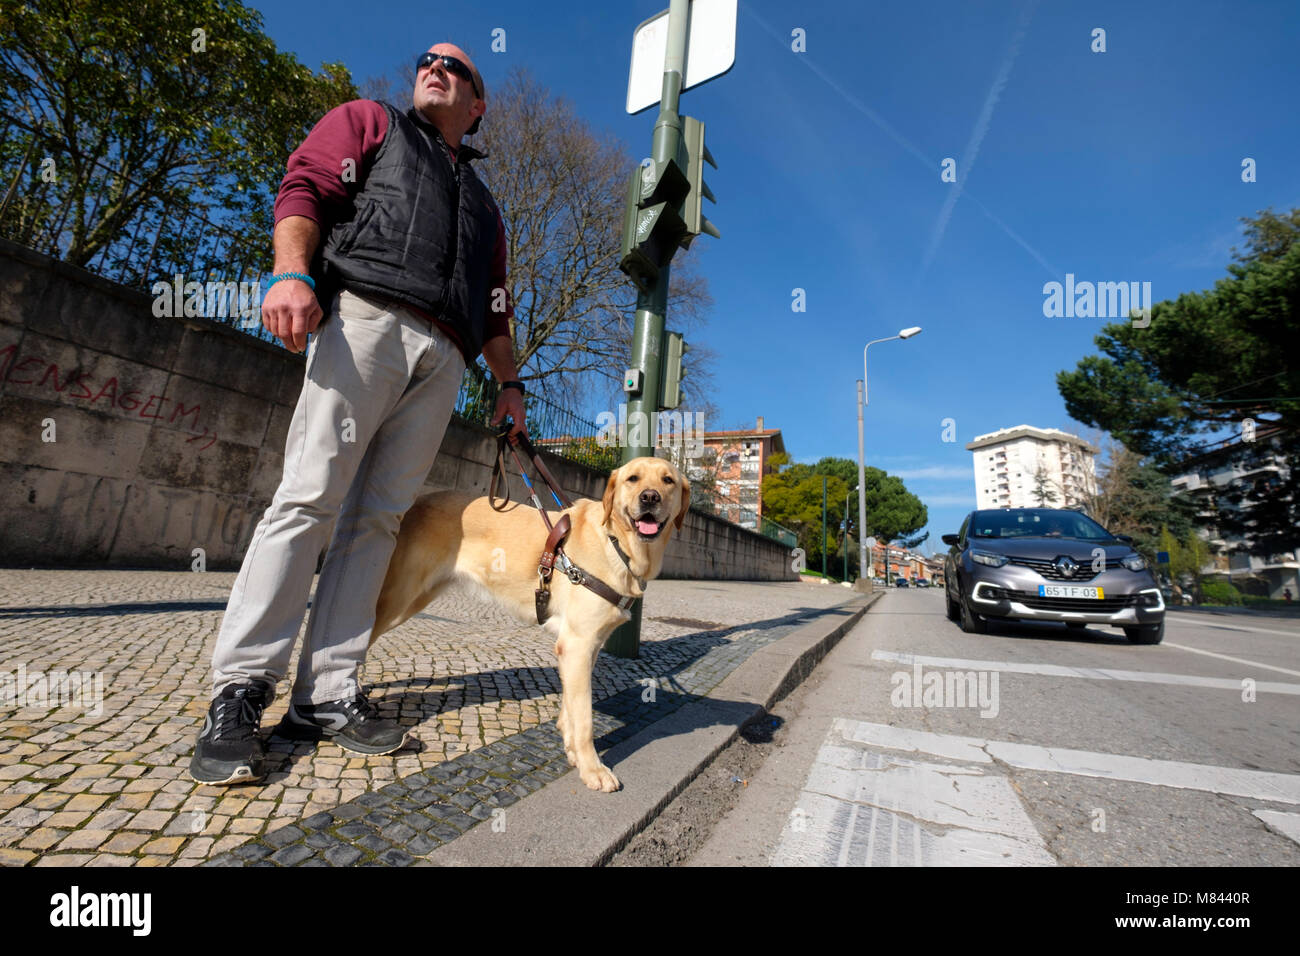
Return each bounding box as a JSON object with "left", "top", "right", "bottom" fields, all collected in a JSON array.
[
  {"left": 760, "top": 460, "right": 847, "bottom": 574},
  {"left": 1157, "top": 526, "right": 1182, "bottom": 580},
  {"left": 1031, "top": 465, "right": 1060, "bottom": 506},
  {"left": 0, "top": 0, "right": 356, "bottom": 296},
  {"left": 1057, "top": 207, "right": 1300, "bottom": 552},
  {"left": 1159, "top": 525, "right": 1210, "bottom": 599},
  {"left": 761, "top": 456, "right": 927, "bottom": 578}
]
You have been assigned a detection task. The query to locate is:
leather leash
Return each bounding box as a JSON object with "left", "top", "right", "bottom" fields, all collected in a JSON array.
[{"left": 490, "top": 425, "right": 636, "bottom": 623}]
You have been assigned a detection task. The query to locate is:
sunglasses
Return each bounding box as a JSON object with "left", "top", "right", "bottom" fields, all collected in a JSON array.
[{"left": 416, "top": 52, "right": 482, "bottom": 99}]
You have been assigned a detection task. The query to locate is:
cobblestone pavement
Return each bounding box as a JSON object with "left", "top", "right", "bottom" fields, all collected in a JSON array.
[{"left": 0, "top": 570, "right": 855, "bottom": 866}]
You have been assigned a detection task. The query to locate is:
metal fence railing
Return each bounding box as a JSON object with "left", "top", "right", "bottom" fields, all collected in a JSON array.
[
  {"left": 452, "top": 375, "right": 619, "bottom": 472},
  {"left": 0, "top": 114, "right": 275, "bottom": 344},
  {"left": 759, "top": 515, "right": 799, "bottom": 549}
]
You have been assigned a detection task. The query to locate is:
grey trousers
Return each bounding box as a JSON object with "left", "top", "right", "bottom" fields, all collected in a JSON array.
[{"left": 211, "top": 290, "right": 465, "bottom": 705}]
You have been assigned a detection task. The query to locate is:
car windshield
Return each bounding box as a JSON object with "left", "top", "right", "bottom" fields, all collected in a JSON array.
[{"left": 969, "top": 509, "right": 1116, "bottom": 541}]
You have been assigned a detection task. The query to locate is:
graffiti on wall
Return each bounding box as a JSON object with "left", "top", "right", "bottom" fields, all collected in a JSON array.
[{"left": 0, "top": 343, "right": 219, "bottom": 450}]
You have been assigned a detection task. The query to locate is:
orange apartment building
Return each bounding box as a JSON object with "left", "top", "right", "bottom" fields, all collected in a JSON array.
[
  {"left": 869, "top": 542, "right": 944, "bottom": 585},
  {"left": 687, "top": 417, "right": 786, "bottom": 532}
]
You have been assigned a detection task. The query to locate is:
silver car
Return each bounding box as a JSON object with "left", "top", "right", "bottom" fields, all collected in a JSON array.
[{"left": 942, "top": 508, "right": 1165, "bottom": 644}]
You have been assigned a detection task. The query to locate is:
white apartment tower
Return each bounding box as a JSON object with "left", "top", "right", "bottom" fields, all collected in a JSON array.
[{"left": 967, "top": 425, "right": 1098, "bottom": 510}]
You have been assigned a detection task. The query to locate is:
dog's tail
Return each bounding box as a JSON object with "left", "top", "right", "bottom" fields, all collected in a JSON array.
[{"left": 371, "top": 498, "right": 458, "bottom": 645}]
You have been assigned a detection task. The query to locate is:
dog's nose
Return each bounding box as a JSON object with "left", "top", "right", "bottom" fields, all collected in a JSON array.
[{"left": 639, "top": 489, "right": 661, "bottom": 506}]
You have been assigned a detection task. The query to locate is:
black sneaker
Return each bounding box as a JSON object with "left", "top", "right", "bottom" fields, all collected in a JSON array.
[
  {"left": 280, "top": 689, "right": 410, "bottom": 755},
  {"left": 188, "top": 680, "right": 274, "bottom": 785}
]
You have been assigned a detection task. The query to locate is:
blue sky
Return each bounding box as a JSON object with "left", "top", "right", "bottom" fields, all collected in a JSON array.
[{"left": 250, "top": 0, "right": 1300, "bottom": 553}]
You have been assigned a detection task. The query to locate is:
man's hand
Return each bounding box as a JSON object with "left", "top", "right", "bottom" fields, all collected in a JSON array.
[
  {"left": 490, "top": 386, "right": 527, "bottom": 438},
  {"left": 263, "top": 217, "right": 323, "bottom": 353},
  {"left": 262, "top": 278, "right": 323, "bottom": 353},
  {"left": 481, "top": 334, "right": 527, "bottom": 438}
]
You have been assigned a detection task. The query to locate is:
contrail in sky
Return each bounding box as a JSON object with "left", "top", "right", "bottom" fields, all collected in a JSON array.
[
  {"left": 920, "top": 1, "right": 1040, "bottom": 277},
  {"left": 740, "top": 1, "right": 1055, "bottom": 278}
]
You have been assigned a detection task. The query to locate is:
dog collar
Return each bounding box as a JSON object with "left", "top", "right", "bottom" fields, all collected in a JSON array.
[{"left": 608, "top": 534, "right": 647, "bottom": 590}]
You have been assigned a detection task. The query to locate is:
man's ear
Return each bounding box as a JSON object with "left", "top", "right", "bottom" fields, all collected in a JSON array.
[
  {"left": 602, "top": 467, "right": 620, "bottom": 527},
  {"left": 674, "top": 475, "right": 691, "bottom": 530}
]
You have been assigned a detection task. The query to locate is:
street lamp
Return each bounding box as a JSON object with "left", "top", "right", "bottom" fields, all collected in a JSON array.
[{"left": 856, "top": 327, "right": 922, "bottom": 585}]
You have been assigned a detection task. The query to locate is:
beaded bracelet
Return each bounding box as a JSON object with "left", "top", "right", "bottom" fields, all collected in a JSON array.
[{"left": 266, "top": 272, "right": 315, "bottom": 290}]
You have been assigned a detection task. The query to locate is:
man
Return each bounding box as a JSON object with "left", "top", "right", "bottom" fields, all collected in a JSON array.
[{"left": 190, "top": 43, "right": 526, "bottom": 785}]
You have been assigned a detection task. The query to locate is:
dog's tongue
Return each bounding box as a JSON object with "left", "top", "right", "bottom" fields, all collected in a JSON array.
[{"left": 636, "top": 517, "right": 661, "bottom": 535}]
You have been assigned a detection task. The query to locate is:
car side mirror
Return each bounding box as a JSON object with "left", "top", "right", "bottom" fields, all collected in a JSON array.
[
  {"left": 941, "top": 534, "right": 960, "bottom": 546},
  {"left": 1115, "top": 534, "right": 1133, "bottom": 544}
]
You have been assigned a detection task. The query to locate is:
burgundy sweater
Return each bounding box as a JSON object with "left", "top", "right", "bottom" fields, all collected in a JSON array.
[{"left": 274, "top": 99, "right": 512, "bottom": 363}]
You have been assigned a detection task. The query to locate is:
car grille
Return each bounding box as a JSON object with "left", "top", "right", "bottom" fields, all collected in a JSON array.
[
  {"left": 1003, "top": 589, "right": 1138, "bottom": 612},
  {"left": 1007, "top": 556, "right": 1124, "bottom": 582}
]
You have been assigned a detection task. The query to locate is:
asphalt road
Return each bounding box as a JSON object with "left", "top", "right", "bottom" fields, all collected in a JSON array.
[{"left": 688, "top": 588, "right": 1300, "bottom": 867}]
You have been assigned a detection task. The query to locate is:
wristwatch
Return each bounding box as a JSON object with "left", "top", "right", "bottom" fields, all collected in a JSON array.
[{"left": 502, "top": 381, "right": 526, "bottom": 394}]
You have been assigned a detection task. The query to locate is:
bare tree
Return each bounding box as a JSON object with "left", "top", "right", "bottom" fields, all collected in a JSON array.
[
  {"left": 1082, "top": 438, "right": 1140, "bottom": 532},
  {"left": 477, "top": 68, "right": 711, "bottom": 408}
]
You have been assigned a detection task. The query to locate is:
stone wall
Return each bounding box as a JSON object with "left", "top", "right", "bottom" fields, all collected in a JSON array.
[{"left": 0, "top": 239, "right": 793, "bottom": 580}]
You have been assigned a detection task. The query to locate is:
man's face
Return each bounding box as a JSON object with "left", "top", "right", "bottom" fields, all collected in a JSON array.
[{"left": 412, "top": 43, "right": 484, "bottom": 136}]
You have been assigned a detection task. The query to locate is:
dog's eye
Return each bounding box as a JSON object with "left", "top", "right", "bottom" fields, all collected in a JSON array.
[
  {"left": 662, "top": 476, "right": 675, "bottom": 484},
  {"left": 626, "top": 474, "right": 639, "bottom": 483}
]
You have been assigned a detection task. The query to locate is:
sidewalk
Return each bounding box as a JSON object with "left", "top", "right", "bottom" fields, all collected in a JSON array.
[{"left": 0, "top": 570, "right": 863, "bottom": 866}]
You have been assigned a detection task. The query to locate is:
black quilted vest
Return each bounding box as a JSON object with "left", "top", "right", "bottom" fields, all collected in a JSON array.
[{"left": 320, "top": 102, "right": 500, "bottom": 358}]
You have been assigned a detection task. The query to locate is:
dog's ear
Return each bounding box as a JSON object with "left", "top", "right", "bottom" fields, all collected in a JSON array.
[
  {"left": 602, "top": 466, "right": 620, "bottom": 527},
  {"left": 673, "top": 469, "right": 691, "bottom": 530}
]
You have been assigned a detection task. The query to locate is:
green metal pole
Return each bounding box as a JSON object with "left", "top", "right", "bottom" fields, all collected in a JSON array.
[
  {"left": 843, "top": 488, "right": 849, "bottom": 582},
  {"left": 606, "top": 0, "right": 689, "bottom": 660},
  {"left": 822, "top": 476, "right": 827, "bottom": 580}
]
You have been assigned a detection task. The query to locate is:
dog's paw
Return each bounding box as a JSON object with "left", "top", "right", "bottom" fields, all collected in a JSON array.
[{"left": 581, "top": 763, "right": 621, "bottom": 793}]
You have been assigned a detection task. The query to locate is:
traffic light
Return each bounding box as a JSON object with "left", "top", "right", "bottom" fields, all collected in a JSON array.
[
  {"left": 619, "top": 156, "right": 689, "bottom": 293},
  {"left": 661, "top": 330, "right": 687, "bottom": 409},
  {"left": 618, "top": 115, "right": 720, "bottom": 293},
  {"left": 680, "top": 116, "right": 720, "bottom": 243}
]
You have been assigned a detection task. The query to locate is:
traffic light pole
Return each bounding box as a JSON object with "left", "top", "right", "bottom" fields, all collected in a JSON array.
[{"left": 606, "top": 0, "right": 689, "bottom": 659}]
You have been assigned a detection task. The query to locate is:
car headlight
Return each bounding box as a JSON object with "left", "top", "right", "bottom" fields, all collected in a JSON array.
[
  {"left": 971, "top": 549, "right": 1008, "bottom": 568},
  {"left": 1120, "top": 553, "right": 1147, "bottom": 571}
]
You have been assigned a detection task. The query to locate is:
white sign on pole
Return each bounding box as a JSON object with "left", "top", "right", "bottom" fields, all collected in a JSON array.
[{"left": 626, "top": 0, "right": 737, "bottom": 114}]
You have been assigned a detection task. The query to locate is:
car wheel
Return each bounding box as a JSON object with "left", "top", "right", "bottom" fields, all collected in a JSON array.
[
  {"left": 959, "top": 589, "right": 987, "bottom": 634},
  {"left": 946, "top": 588, "right": 960, "bottom": 622},
  {"left": 1125, "top": 620, "right": 1164, "bottom": 645}
]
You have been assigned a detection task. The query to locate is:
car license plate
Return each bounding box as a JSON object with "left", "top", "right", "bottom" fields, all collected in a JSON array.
[{"left": 1039, "top": 585, "right": 1103, "bottom": 599}]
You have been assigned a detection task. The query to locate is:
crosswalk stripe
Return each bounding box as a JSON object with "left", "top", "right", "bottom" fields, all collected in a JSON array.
[
  {"left": 1164, "top": 642, "right": 1300, "bottom": 678},
  {"left": 834, "top": 718, "right": 1300, "bottom": 804},
  {"left": 773, "top": 733, "right": 1056, "bottom": 866},
  {"left": 870, "top": 649, "right": 1300, "bottom": 694},
  {"left": 1252, "top": 810, "right": 1300, "bottom": 847}
]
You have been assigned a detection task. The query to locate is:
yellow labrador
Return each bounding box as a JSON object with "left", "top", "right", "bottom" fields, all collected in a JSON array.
[{"left": 372, "top": 457, "right": 690, "bottom": 792}]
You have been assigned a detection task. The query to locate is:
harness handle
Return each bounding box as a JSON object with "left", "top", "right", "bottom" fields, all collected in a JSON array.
[{"left": 489, "top": 423, "right": 573, "bottom": 519}]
